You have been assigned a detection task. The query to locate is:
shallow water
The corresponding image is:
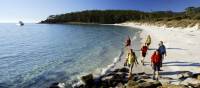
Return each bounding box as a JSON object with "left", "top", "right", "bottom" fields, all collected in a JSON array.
[{"left": 0, "top": 23, "right": 141, "bottom": 88}]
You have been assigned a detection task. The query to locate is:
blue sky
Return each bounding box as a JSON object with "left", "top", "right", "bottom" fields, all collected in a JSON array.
[{"left": 0, "top": 0, "right": 199, "bottom": 23}]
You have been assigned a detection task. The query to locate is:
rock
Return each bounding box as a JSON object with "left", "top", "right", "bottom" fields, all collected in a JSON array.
[
  {"left": 183, "top": 71, "right": 193, "bottom": 78},
  {"left": 137, "top": 81, "right": 161, "bottom": 88},
  {"left": 100, "top": 72, "right": 128, "bottom": 87},
  {"left": 158, "top": 77, "right": 173, "bottom": 85},
  {"left": 140, "top": 74, "right": 151, "bottom": 79},
  {"left": 49, "top": 82, "right": 59, "bottom": 88},
  {"left": 113, "top": 68, "right": 121, "bottom": 72},
  {"left": 159, "top": 78, "right": 171, "bottom": 85},
  {"left": 197, "top": 75, "right": 200, "bottom": 80},
  {"left": 160, "top": 84, "right": 188, "bottom": 88},
  {"left": 81, "top": 74, "right": 94, "bottom": 86},
  {"left": 138, "top": 82, "right": 154, "bottom": 88},
  {"left": 138, "top": 72, "right": 146, "bottom": 75},
  {"left": 161, "top": 77, "right": 174, "bottom": 80},
  {"left": 188, "top": 83, "right": 200, "bottom": 88},
  {"left": 116, "top": 82, "right": 125, "bottom": 88},
  {"left": 119, "top": 68, "right": 129, "bottom": 73},
  {"left": 192, "top": 73, "right": 200, "bottom": 79},
  {"left": 152, "top": 81, "right": 162, "bottom": 87},
  {"left": 113, "top": 68, "right": 129, "bottom": 73},
  {"left": 126, "top": 80, "right": 139, "bottom": 88},
  {"left": 136, "top": 79, "right": 146, "bottom": 83},
  {"left": 101, "top": 75, "right": 113, "bottom": 81},
  {"left": 57, "top": 83, "right": 65, "bottom": 88},
  {"left": 49, "top": 82, "right": 65, "bottom": 88},
  {"left": 72, "top": 82, "right": 85, "bottom": 88},
  {"left": 177, "top": 71, "right": 193, "bottom": 79},
  {"left": 180, "top": 78, "right": 200, "bottom": 86}
]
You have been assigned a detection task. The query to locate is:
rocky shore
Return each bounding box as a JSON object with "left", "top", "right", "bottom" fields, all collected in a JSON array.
[{"left": 49, "top": 67, "right": 200, "bottom": 88}]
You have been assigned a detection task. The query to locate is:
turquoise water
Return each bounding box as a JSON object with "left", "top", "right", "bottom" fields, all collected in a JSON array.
[{"left": 0, "top": 23, "right": 141, "bottom": 88}]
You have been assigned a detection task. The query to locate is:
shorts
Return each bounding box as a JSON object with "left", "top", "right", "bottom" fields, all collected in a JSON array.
[
  {"left": 142, "top": 52, "right": 146, "bottom": 57},
  {"left": 152, "top": 64, "right": 160, "bottom": 71}
]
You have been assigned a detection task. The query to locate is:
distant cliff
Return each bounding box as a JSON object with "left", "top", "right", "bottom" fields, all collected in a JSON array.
[{"left": 40, "top": 7, "right": 200, "bottom": 27}]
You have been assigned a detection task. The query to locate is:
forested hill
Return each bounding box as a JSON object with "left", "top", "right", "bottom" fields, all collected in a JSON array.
[{"left": 40, "top": 7, "right": 200, "bottom": 24}]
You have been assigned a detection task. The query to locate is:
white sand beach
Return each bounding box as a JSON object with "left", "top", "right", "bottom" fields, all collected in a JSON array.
[
  {"left": 74, "top": 22, "right": 200, "bottom": 87},
  {"left": 116, "top": 22, "right": 200, "bottom": 79}
]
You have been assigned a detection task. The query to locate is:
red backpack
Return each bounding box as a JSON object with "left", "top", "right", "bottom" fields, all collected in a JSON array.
[
  {"left": 151, "top": 52, "right": 161, "bottom": 64},
  {"left": 141, "top": 46, "right": 148, "bottom": 53}
]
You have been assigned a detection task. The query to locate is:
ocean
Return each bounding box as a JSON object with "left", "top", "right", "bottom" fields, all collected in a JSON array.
[{"left": 0, "top": 23, "right": 141, "bottom": 88}]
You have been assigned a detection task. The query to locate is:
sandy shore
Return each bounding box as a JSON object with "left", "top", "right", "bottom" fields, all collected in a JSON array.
[
  {"left": 115, "top": 22, "right": 200, "bottom": 79},
  {"left": 69, "top": 22, "right": 200, "bottom": 88}
]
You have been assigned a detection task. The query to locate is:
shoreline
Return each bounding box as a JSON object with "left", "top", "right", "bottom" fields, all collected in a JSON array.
[
  {"left": 50, "top": 22, "right": 200, "bottom": 88},
  {"left": 71, "top": 25, "right": 143, "bottom": 87},
  {"left": 116, "top": 22, "right": 200, "bottom": 78}
]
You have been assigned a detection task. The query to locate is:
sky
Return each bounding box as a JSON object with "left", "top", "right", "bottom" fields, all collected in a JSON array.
[{"left": 0, "top": 0, "right": 200, "bottom": 23}]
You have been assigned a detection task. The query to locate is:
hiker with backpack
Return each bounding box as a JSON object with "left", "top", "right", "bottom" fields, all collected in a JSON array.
[
  {"left": 151, "top": 50, "right": 161, "bottom": 80},
  {"left": 140, "top": 43, "right": 148, "bottom": 66},
  {"left": 125, "top": 48, "right": 139, "bottom": 79},
  {"left": 158, "top": 41, "right": 167, "bottom": 67},
  {"left": 145, "top": 35, "right": 151, "bottom": 47},
  {"left": 125, "top": 36, "right": 131, "bottom": 48}
]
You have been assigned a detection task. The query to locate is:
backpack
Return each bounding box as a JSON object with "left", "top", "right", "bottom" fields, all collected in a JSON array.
[
  {"left": 127, "top": 51, "right": 138, "bottom": 65},
  {"left": 151, "top": 52, "right": 161, "bottom": 64},
  {"left": 145, "top": 35, "right": 151, "bottom": 44},
  {"left": 141, "top": 46, "right": 148, "bottom": 53}
]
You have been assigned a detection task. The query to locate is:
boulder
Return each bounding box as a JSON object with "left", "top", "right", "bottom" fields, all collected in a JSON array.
[
  {"left": 126, "top": 80, "right": 139, "bottom": 88},
  {"left": 161, "top": 77, "right": 173, "bottom": 80},
  {"left": 49, "top": 82, "right": 59, "bottom": 88},
  {"left": 101, "top": 75, "right": 113, "bottom": 81},
  {"left": 136, "top": 79, "right": 146, "bottom": 83},
  {"left": 140, "top": 74, "right": 151, "bottom": 79},
  {"left": 119, "top": 68, "right": 129, "bottom": 73},
  {"left": 113, "top": 68, "right": 129, "bottom": 73},
  {"left": 137, "top": 81, "right": 161, "bottom": 88},
  {"left": 159, "top": 77, "right": 173, "bottom": 85},
  {"left": 138, "top": 72, "right": 146, "bottom": 75},
  {"left": 177, "top": 71, "right": 193, "bottom": 79},
  {"left": 152, "top": 81, "right": 162, "bottom": 87},
  {"left": 160, "top": 84, "right": 188, "bottom": 88},
  {"left": 113, "top": 68, "right": 121, "bottom": 72},
  {"left": 180, "top": 78, "right": 200, "bottom": 85},
  {"left": 191, "top": 73, "right": 200, "bottom": 79},
  {"left": 49, "top": 82, "right": 65, "bottom": 88},
  {"left": 197, "top": 75, "right": 200, "bottom": 80},
  {"left": 159, "top": 79, "right": 171, "bottom": 85},
  {"left": 100, "top": 72, "right": 128, "bottom": 87},
  {"left": 188, "top": 83, "right": 200, "bottom": 88},
  {"left": 81, "top": 74, "right": 94, "bottom": 86},
  {"left": 138, "top": 82, "right": 154, "bottom": 88},
  {"left": 116, "top": 82, "right": 125, "bottom": 88},
  {"left": 182, "top": 71, "right": 193, "bottom": 78}
]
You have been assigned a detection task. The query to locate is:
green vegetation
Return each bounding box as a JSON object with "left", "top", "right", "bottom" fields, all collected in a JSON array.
[{"left": 41, "top": 7, "right": 200, "bottom": 27}]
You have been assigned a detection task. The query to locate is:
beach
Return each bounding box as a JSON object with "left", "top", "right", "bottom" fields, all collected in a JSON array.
[
  {"left": 71, "top": 22, "right": 200, "bottom": 88},
  {"left": 117, "top": 22, "right": 200, "bottom": 81}
]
